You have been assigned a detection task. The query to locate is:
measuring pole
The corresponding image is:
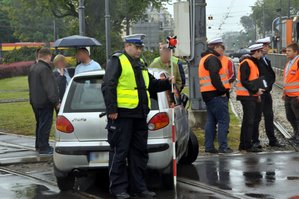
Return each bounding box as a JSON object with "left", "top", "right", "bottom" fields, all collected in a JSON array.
[{"left": 167, "top": 36, "right": 177, "bottom": 197}]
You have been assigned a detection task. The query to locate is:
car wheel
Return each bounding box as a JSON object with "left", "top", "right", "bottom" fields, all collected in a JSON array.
[
  {"left": 162, "top": 167, "right": 174, "bottom": 190},
  {"left": 54, "top": 166, "right": 75, "bottom": 191},
  {"left": 56, "top": 174, "right": 76, "bottom": 191},
  {"left": 179, "top": 130, "right": 199, "bottom": 164}
]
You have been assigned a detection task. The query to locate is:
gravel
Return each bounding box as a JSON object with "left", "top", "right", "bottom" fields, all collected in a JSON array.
[{"left": 230, "top": 85, "right": 295, "bottom": 152}]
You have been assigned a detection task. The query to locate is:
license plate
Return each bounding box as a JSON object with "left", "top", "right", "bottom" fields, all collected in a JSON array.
[{"left": 89, "top": 152, "right": 108, "bottom": 163}]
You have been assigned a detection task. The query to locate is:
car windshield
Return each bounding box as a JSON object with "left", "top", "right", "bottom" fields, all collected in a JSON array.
[{"left": 64, "top": 75, "right": 106, "bottom": 113}]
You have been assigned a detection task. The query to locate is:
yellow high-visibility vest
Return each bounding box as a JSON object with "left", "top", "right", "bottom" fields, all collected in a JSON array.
[{"left": 117, "top": 54, "right": 151, "bottom": 109}]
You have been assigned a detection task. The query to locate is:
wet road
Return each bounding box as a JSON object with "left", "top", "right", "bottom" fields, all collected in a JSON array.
[
  {"left": 1, "top": 133, "right": 299, "bottom": 199},
  {"left": 179, "top": 152, "right": 299, "bottom": 199}
]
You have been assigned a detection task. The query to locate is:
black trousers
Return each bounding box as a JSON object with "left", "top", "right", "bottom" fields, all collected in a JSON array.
[
  {"left": 252, "top": 92, "right": 277, "bottom": 144},
  {"left": 107, "top": 117, "right": 148, "bottom": 195},
  {"left": 285, "top": 96, "right": 299, "bottom": 133},
  {"left": 239, "top": 100, "right": 257, "bottom": 150},
  {"left": 32, "top": 106, "right": 53, "bottom": 151}
]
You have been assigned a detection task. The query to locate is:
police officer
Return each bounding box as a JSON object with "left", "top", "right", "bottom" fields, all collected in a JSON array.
[
  {"left": 102, "top": 34, "right": 171, "bottom": 199},
  {"left": 198, "top": 38, "right": 232, "bottom": 154},
  {"left": 252, "top": 37, "right": 283, "bottom": 148},
  {"left": 236, "top": 44, "right": 265, "bottom": 152},
  {"left": 283, "top": 43, "right": 299, "bottom": 144},
  {"left": 219, "top": 46, "right": 236, "bottom": 88}
]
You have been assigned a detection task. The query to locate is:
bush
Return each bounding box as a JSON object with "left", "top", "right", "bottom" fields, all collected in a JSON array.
[
  {"left": 142, "top": 50, "right": 160, "bottom": 65},
  {"left": 0, "top": 61, "right": 34, "bottom": 79},
  {"left": 3, "top": 47, "right": 37, "bottom": 64}
]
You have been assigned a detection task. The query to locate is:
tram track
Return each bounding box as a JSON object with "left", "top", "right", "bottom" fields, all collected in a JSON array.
[
  {"left": 177, "top": 177, "right": 251, "bottom": 199},
  {"left": 272, "top": 81, "right": 299, "bottom": 151},
  {"left": 0, "top": 166, "right": 102, "bottom": 199}
]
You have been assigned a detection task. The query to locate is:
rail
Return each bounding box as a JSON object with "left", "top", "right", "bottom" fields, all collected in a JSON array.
[
  {"left": 268, "top": 53, "right": 287, "bottom": 69},
  {"left": 0, "top": 166, "right": 101, "bottom": 199}
]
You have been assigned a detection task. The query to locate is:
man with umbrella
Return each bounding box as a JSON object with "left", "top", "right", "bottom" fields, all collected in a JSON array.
[
  {"left": 53, "top": 35, "right": 102, "bottom": 75},
  {"left": 75, "top": 48, "right": 101, "bottom": 75},
  {"left": 102, "top": 34, "right": 173, "bottom": 199}
]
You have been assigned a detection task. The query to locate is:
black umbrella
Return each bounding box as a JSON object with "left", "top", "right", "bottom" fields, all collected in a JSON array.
[{"left": 54, "top": 35, "right": 102, "bottom": 47}]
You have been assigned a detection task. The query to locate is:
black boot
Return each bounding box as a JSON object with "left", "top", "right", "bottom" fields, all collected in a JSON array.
[{"left": 290, "top": 123, "right": 299, "bottom": 140}]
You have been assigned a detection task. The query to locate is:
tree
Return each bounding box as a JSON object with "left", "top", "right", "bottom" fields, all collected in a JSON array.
[
  {"left": 46, "top": 0, "right": 170, "bottom": 36},
  {"left": 2, "top": 0, "right": 169, "bottom": 64},
  {"left": 46, "top": 0, "right": 170, "bottom": 64},
  {"left": 0, "top": 0, "right": 18, "bottom": 42},
  {"left": 240, "top": 16, "right": 255, "bottom": 32},
  {"left": 5, "top": 0, "right": 76, "bottom": 42},
  {"left": 251, "top": 0, "right": 299, "bottom": 34}
]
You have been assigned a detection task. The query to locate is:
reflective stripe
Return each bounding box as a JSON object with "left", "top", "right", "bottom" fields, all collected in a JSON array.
[
  {"left": 284, "top": 88, "right": 299, "bottom": 93},
  {"left": 199, "top": 74, "right": 226, "bottom": 81},
  {"left": 284, "top": 82, "right": 299, "bottom": 87},
  {"left": 235, "top": 58, "right": 259, "bottom": 97},
  {"left": 198, "top": 53, "right": 230, "bottom": 92},
  {"left": 117, "top": 54, "right": 151, "bottom": 109}
]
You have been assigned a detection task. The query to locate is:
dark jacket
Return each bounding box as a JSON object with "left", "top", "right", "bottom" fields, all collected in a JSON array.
[
  {"left": 28, "top": 60, "right": 59, "bottom": 108},
  {"left": 257, "top": 56, "right": 275, "bottom": 92},
  {"left": 102, "top": 51, "right": 171, "bottom": 118},
  {"left": 236, "top": 57, "right": 260, "bottom": 101},
  {"left": 200, "top": 49, "right": 229, "bottom": 102},
  {"left": 177, "top": 60, "right": 186, "bottom": 91},
  {"left": 53, "top": 68, "right": 75, "bottom": 101}
]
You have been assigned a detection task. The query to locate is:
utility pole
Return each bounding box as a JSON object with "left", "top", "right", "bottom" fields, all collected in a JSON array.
[
  {"left": 125, "top": 0, "right": 130, "bottom": 35},
  {"left": 53, "top": 20, "right": 58, "bottom": 41},
  {"left": 189, "top": 0, "right": 207, "bottom": 111},
  {"left": 188, "top": 0, "right": 207, "bottom": 128},
  {"left": 105, "top": 0, "right": 111, "bottom": 65},
  {"left": 263, "top": 1, "right": 266, "bottom": 37},
  {"left": 78, "top": 0, "right": 85, "bottom": 36},
  {"left": 279, "top": 0, "right": 282, "bottom": 53}
]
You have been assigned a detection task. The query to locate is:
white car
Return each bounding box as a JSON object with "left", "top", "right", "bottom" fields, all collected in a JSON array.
[{"left": 53, "top": 69, "right": 198, "bottom": 191}]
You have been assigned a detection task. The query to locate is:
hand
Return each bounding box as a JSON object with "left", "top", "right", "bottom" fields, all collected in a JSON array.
[
  {"left": 256, "top": 88, "right": 265, "bottom": 96},
  {"left": 221, "top": 93, "right": 227, "bottom": 97},
  {"left": 56, "top": 103, "right": 61, "bottom": 111},
  {"left": 168, "top": 76, "right": 175, "bottom": 84},
  {"left": 108, "top": 113, "right": 118, "bottom": 120},
  {"left": 59, "top": 68, "right": 64, "bottom": 76},
  {"left": 282, "top": 95, "right": 285, "bottom": 101}
]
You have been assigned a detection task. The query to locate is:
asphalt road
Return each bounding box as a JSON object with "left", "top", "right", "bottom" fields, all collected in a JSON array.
[{"left": 1, "top": 133, "right": 299, "bottom": 199}]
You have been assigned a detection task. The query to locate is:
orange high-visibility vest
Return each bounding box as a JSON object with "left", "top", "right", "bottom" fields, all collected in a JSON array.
[
  {"left": 283, "top": 56, "right": 299, "bottom": 97},
  {"left": 220, "top": 56, "right": 234, "bottom": 89},
  {"left": 198, "top": 54, "right": 230, "bottom": 92},
  {"left": 236, "top": 58, "right": 259, "bottom": 97}
]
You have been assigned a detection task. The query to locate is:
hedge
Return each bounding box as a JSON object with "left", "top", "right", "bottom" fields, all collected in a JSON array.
[{"left": 0, "top": 61, "right": 34, "bottom": 79}]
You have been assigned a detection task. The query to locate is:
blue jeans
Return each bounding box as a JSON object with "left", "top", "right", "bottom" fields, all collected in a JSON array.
[
  {"left": 32, "top": 106, "right": 53, "bottom": 151},
  {"left": 205, "top": 96, "right": 230, "bottom": 151}
]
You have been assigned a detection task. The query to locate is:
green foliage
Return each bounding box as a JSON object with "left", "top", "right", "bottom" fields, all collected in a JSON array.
[
  {"left": 0, "top": 0, "right": 18, "bottom": 42},
  {"left": 249, "top": 0, "right": 299, "bottom": 34},
  {"left": 3, "top": 47, "right": 37, "bottom": 63},
  {"left": 1, "top": 0, "right": 169, "bottom": 64},
  {"left": 143, "top": 50, "right": 160, "bottom": 66},
  {"left": 3, "top": 0, "right": 76, "bottom": 42}
]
